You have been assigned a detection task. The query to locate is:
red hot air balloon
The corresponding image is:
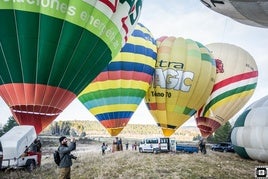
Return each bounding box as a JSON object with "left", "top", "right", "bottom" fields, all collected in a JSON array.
[{"left": 0, "top": 0, "right": 142, "bottom": 134}]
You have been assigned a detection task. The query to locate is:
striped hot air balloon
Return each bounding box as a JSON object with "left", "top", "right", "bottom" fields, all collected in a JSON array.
[
  {"left": 231, "top": 95, "right": 268, "bottom": 162},
  {"left": 78, "top": 23, "right": 157, "bottom": 136},
  {"left": 0, "top": 0, "right": 142, "bottom": 134},
  {"left": 196, "top": 43, "right": 258, "bottom": 138},
  {"left": 145, "top": 36, "right": 216, "bottom": 137}
]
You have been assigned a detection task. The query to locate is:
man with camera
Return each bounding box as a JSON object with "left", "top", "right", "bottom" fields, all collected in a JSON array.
[{"left": 58, "top": 136, "right": 77, "bottom": 179}]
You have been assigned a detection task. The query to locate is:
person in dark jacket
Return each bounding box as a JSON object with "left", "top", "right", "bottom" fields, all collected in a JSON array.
[
  {"left": 199, "top": 138, "right": 207, "bottom": 154},
  {"left": 58, "top": 136, "right": 76, "bottom": 179}
]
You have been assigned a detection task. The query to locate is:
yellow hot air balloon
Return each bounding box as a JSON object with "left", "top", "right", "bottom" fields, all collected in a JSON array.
[
  {"left": 145, "top": 36, "right": 216, "bottom": 137},
  {"left": 196, "top": 43, "right": 258, "bottom": 138}
]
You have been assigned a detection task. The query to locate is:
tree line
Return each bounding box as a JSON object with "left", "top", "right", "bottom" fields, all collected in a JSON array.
[
  {"left": 193, "top": 122, "right": 232, "bottom": 143},
  {"left": 0, "top": 116, "right": 18, "bottom": 136},
  {"left": 0, "top": 117, "right": 232, "bottom": 143}
]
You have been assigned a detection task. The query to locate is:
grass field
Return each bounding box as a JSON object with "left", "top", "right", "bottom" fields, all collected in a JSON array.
[{"left": 0, "top": 138, "right": 266, "bottom": 179}]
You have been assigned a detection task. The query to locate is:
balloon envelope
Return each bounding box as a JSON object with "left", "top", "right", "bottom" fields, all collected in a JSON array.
[
  {"left": 201, "top": 0, "right": 268, "bottom": 28},
  {"left": 78, "top": 23, "right": 157, "bottom": 136},
  {"left": 231, "top": 95, "right": 268, "bottom": 162},
  {"left": 0, "top": 1, "right": 142, "bottom": 133},
  {"left": 145, "top": 36, "right": 216, "bottom": 137},
  {"left": 196, "top": 43, "right": 258, "bottom": 138}
]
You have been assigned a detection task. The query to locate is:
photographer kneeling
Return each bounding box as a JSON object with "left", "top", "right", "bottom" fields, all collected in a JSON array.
[{"left": 58, "top": 136, "right": 77, "bottom": 179}]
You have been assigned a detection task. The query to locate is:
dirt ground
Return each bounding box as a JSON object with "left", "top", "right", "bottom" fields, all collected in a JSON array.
[{"left": 1, "top": 137, "right": 267, "bottom": 179}]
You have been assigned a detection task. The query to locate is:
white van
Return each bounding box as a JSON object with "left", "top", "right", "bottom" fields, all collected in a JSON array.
[{"left": 139, "top": 137, "right": 176, "bottom": 154}]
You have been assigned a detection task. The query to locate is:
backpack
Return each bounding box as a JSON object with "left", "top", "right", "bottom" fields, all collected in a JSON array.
[{"left": 53, "top": 150, "right": 61, "bottom": 166}]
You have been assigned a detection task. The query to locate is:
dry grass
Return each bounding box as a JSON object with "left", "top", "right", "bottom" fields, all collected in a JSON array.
[{"left": 0, "top": 140, "right": 266, "bottom": 179}]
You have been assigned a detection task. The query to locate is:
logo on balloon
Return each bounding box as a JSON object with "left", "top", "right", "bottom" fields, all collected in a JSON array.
[
  {"left": 216, "top": 59, "right": 224, "bottom": 73},
  {"left": 153, "top": 60, "right": 194, "bottom": 92}
]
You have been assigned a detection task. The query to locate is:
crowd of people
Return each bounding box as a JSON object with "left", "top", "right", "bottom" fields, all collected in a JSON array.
[
  {"left": 53, "top": 136, "right": 206, "bottom": 178},
  {"left": 100, "top": 137, "right": 138, "bottom": 155}
]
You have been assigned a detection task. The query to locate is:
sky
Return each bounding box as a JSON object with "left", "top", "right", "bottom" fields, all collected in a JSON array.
[{"left": 1, "top": 0, "right": 268, "bottom": 127}]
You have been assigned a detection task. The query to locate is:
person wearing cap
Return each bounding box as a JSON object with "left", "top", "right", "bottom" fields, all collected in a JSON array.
[{"left": 58, "top": 136, "right": 76, "bottom": 179}]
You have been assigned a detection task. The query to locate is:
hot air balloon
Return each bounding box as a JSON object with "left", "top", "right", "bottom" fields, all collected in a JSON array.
[
  {"left": 200, "top": 0, "right": 268, "bottom": 28},
  {"left": 195, "top": 43, "right": 258, "bottom": 138},
  {"left": 231, "top": 95, "right": 268, "bottom": 162},
  {"left": 145, "top": 36, "right": 216, "bottom": 137},
  {"left": 0, "top": 0, "right": 142, "bottom": 134},
  {"left": 78, "top": 23, "right": 157, "bottom": 136}
]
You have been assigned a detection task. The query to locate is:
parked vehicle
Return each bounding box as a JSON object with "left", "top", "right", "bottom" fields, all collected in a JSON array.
[
  {"left": 139, "top": 137, "right": 176, "bottom": 154},
  {"left": 0, "top": 125, "right": 41, "bottom": 171},
  {"left": 211, "top": 142, "right": 235, "bottom": 153},
  {"left": 176, "top": 144, "right": 199, "bottom": 153}
]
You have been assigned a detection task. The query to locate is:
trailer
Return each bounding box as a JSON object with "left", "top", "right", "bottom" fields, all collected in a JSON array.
[
  {"left": 0, "top": 125, "right": 41, "bottom": 171},
  {"left": 176, "top": 144, "right": 199, "bottom": 153}
]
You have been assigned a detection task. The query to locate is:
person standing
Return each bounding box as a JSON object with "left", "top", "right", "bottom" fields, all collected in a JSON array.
[
  {"left": 125, "top": 142, "right": 129, "bottom": 150},
  {"left": 29, "top": 138, "right": 42, "bottom": 166},
  {"left": 119, "top": 138, "right": 123, "bottom": 151},
  {"left": 101, "top": 142, "right": 106, "bottom": 155},
  {"left": 58, "top": 136, "right": 76, "bottom": 179},
  {"left": 199, "top": 138, "right": 207, "bottom": 154},
  {"left": 30, "top": 138, "right": 42, "bottom": 152}
]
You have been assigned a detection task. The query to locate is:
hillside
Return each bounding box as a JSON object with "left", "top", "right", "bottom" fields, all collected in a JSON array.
[{"left": 42, "top": 121, "right": 200, "bottom": 142}]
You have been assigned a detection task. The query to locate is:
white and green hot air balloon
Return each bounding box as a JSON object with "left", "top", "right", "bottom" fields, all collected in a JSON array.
[{"left": 231, "top": 95, "right": 268, "bottom": 162}]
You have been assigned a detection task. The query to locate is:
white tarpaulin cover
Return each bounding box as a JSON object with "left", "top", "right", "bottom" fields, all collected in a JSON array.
[{"left": 0, "top": 125, "right": 36, "bottom": 160}]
